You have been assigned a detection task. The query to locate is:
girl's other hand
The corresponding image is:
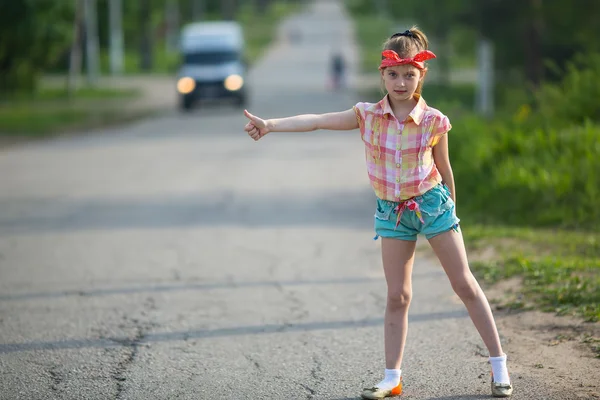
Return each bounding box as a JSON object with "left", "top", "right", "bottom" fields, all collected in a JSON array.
[{"left": 244, "top": 109, "right": 270, "bottom": 141}]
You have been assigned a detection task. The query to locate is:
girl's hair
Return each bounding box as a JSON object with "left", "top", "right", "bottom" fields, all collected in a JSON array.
[{"left": 381, "top": 26, "right": 430, "bottom": 95}]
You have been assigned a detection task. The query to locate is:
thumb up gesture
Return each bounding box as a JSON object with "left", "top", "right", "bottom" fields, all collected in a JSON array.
[{"left": 244, "top": 110, "right": 270, "bottom": 141}]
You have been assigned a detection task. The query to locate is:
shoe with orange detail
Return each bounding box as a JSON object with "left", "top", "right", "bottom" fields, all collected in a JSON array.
[{"left": 360, "top": 378, "right": 403, "bottom": 399}]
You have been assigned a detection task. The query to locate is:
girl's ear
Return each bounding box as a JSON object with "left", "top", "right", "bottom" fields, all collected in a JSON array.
[
  {"left": 380, "top": 68, "right": 385, "bottom": 78},
  {"left": 420, "top": 68, "right": 428, "bottom": 81}
]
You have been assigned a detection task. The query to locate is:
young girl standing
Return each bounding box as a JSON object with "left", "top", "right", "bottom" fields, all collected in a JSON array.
[{"left": 243, "top": 27, "right": 513, "bottom": 399}]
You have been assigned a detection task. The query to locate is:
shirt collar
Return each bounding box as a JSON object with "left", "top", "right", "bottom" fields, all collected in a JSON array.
[{"left": 379, "top": 94, "right": 427, "bottom": 125}]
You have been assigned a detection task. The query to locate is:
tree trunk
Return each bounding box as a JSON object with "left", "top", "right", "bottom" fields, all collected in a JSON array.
[
  {"left": 221, "top": 0, "right": 236, "bottom": 21},
  {"left": 256, "top": 0, "right": 270, "bottom": 13},
  {"left": 84, "top": 0, "right": 100, "bottom": 85},
  {"left": 67, "top": 0, "right": 83, "bottom": 97},
  {"left": 524, "top": 0, "right": 544, "bottom": 85},
  {"left": 109, "top": 0, "right": 124, "bottom": 75},
  {"left": 192, "top": 0, "right": 205, "bottom": 21},
  {"left": 165, "top": 0, "right": 179, "bottom": 53},
  {"left": 139, "top": 0, "right": 153, "bottom": 71}
]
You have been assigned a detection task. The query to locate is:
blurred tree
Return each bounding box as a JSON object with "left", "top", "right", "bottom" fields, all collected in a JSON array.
[
  {"left": 388, "top": 0, "right": 469, "bottom": 85},
  {"left": 221, "top": 0, "right": 237, "bottom": 20},
  {"left": 367, "top": 0, "right": 600, "bottom": 86},
  {"left": 67, "top": 0, "right": 84, "bottom": 96},
  {"left": 139, "top": 0, "right": 153, "bottom": 71},
  {"left": 191, "top": 0, "right": 207, "bottom": 21},
  {"left": 255, "top": 0, "right": 271, "bottom": 13},
  {"left": 0, "top": 0, "right": 74, "bottom": 94}
]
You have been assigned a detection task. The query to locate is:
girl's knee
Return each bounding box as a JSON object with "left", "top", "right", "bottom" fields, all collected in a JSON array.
[
  {"left": 387, "top": 289, "right": 412, "bottom": 310},
  {"left": 452, "top": 276, "right": 479, "bottom": 301}
]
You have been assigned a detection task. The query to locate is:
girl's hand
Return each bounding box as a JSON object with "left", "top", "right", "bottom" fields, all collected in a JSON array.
[{"left": 244, "top": 110, "right": 270, "bottom": 141}]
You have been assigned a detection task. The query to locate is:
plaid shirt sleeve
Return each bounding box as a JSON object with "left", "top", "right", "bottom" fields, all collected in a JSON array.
[
  {"left": 430, "top": 115, "right": 452, "bottom": 147},
  {"left": 353, "top": 102, "right": 367, "bottom": 134}
]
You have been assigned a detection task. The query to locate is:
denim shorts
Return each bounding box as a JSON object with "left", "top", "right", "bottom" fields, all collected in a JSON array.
[{"left": 374, "top": 183, "right": 460, "bottom": 241}]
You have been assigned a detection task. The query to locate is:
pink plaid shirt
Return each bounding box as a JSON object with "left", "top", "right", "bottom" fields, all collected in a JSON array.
[{"left": 354, "top": 95, "right": 451, "bottom": 201}]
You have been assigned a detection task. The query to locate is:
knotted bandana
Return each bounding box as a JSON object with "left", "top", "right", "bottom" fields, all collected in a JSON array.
[{"left": 379, "top": 49, "right": 437, "bottom": 70}]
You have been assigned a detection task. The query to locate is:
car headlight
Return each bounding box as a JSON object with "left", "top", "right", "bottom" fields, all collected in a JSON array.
[
  {"left": 224, "top": 75, "right": 244, "bottom": 91},
  {"left": 177, "top": 77, "right": 195, "bottom": 94}
]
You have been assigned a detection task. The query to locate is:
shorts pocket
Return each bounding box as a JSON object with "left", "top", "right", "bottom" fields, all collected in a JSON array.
[
  {"left": 374, "top": 199, "right": 394, "bottom": 221},
  {"left": 420, "top": 185, "right": 454, "bottom": 217}
]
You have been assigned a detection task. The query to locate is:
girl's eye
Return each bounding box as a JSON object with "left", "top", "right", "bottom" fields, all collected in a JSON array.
[{"left": 388, "top": 72, "right": 396, "bottom": 77}]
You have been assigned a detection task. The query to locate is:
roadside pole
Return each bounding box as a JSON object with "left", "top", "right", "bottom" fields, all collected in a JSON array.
[
  {"left": 84, "top": 0, "right": 100, "bottom": 85},
  {"left": 109, "top": 0, "right": 124, "bottom": 75}
]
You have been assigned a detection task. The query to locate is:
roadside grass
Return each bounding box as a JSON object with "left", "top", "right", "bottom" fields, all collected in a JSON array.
[
  {"left": 463, "top": 225, "right": 600, "bottom": 323},
  {"left": 0, "top": 86, "right": 143, "bottom": 137}
]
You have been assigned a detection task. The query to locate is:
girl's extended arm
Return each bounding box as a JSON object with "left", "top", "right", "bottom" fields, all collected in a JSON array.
[
  {"left": 432, "top": 134, "right": 456, "bottom": 206},
  {"left": 244, "top": 109, "right": 358, "bottom": 140}
]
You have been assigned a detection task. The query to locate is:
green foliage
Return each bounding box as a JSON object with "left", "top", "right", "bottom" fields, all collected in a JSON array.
[
  {"left": 347, "top": 0, "right": 600, "bottom": 84},
  {"left": 446, "top": 53, "right": 600, "bottom": 230},
  {"left": 535, "top": 54, "right": 600, "bottom": 129},
  {"left": 450, "top": 116, "right": 600, "bottom": 229},
  {"left": 0, "top": 86, "right": 142, "bottom": 135},
  {"left": 0, "top": 1, "right": 74, "bottom": 93}
]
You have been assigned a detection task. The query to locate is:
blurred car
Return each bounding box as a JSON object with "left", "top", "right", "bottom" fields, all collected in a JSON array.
[{"left": 176, "top": 21, "right": 248, "bottom": 110}]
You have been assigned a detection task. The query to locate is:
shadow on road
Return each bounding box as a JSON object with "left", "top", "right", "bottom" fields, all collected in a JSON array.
[
  {"left": 426, "top": 395, "right": 489, "bottom": 400},
  {"left": 0, "top": 189, "right": 376, "bottom": 235},
  {"left": 0, "top": 309, "right": 468, "bottom": 354}
]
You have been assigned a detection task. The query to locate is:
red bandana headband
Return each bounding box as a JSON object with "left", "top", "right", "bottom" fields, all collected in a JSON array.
[{"left": 379, "top": 49, "right": 437, "bottom": 70}]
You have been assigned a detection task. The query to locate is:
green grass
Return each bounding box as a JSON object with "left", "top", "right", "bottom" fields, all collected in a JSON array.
[
  {"left": 463, "top": 225, "right": 600, "bottom": 322},
  {"left": 2, "top": 86, "right": 140, "bottom": 103},
  {"left": 0, "top": 86, "right": 143, "bottom": 136},
  {"left": 0, "top": 106, "right": 151, "bottom": 137}
]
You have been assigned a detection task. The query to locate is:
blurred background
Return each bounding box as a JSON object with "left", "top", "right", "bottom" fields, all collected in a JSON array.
[{"left": 0, "top": 0, "right": 598, "bottom": 322}]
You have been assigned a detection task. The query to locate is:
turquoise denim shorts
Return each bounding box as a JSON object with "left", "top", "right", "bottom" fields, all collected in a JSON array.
[{"left": 374, "top": 183, "right": 460, "bottom": 241}]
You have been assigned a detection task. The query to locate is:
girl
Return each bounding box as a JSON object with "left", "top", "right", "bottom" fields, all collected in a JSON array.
[{"left": 243, "top": 27, "right": 513, "bottom": 399}]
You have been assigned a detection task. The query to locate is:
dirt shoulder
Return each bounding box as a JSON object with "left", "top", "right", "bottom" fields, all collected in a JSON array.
[
  {"left": 417, "top": 243, "right": 600, "bottom": 399},
  {"left": 486, "top": 280, "right": 600, "bottom": 399}
]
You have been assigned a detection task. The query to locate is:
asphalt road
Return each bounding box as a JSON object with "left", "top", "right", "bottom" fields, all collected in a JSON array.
[{"left": 0, "top": 2, "right": 577, "bottom": 399}]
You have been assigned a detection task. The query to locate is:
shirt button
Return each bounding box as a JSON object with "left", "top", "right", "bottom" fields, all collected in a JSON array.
[
  {"left": 396, "top": 178, "right": 400, "bottom": 182},
  {"left": 396, "top": 145, "right": 400, "bottom": 150},
  {"left": 396, "top": 163, "right": 401, "bottom": 167}
]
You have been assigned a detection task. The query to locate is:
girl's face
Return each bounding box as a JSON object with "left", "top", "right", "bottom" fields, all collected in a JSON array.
[{"left": 381, "top": 64, "right": 425, "bottom": 102}]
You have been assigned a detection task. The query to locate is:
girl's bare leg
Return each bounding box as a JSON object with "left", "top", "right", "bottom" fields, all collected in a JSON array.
[
  {"left": 427, "top": 229, "right": 503, "bottom": 356},
  {"left": 381, "top": 237, "right": 417, "bottom": 368}
]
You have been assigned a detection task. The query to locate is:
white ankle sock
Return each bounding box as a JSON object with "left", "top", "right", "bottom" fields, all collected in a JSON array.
[
  {"left": 375, "top": 368, "right": 401, "bottom": 390},
  {"left": 489, "top": 354, "right": 510, "bottom": 384}
]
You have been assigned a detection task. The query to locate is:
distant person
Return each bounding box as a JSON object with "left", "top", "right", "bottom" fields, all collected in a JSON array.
[
  {"left": 330, "top": 52, "right": 346, "bottom": 90},
  {"left": 242, "top": 27, "right": 513, "bottom": 399}
]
